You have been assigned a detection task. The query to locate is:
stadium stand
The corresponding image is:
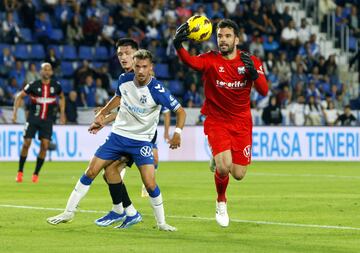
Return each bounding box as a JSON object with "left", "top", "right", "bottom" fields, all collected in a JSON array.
[{"left": 0, "top": 0, "right": 358, "bottom": 126}]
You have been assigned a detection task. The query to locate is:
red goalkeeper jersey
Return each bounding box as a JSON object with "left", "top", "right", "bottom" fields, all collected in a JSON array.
[{"left": 177, "top": 48, "right": 268, "bottom": 123}]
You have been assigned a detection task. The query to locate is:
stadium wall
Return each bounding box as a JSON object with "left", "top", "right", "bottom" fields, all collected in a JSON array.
[{"left": 0, "top": 125, "right": 359, "bottom": 162}]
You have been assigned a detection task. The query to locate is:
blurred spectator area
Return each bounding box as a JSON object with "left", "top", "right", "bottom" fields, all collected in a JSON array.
[{"left": 0, "top": 0, "right": 359, "bottom": 125}]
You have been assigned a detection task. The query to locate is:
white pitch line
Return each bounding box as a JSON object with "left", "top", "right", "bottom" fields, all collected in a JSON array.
[
  {"left": 250, "top": 172, "right": 360, "bottom": 180},
  {"left": 1, "top": 204, "right": 360, "bottom": 231}
]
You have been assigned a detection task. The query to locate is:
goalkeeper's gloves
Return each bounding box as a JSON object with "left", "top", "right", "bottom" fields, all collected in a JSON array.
[
  {"left": 173, "top": 23, "right": 190, "bottom": 50},
  {"left": 241, "top": 52, "right": 259, "bottom": 80}
]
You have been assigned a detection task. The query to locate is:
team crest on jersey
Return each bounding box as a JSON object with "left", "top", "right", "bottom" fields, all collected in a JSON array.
[
  {"left": 140, "top": 146, "right": 153, "bottom": 157},
  {"left": 237, "top": 66, "right": 245, "bottom": 75},
  {"left": 50, "top": 87, "right": 54, "bottom": 93},
  {"left": 243, "top": 145, "right": 252, "bottom": 161},
  {"left": 37, "top": 88, "right": 41, "bottom": 92},
  {"left": 140, "top": 95, "right": 147, "bottom": 104}
]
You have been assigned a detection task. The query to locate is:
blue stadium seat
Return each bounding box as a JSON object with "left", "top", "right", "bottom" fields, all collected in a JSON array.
[
  {"left": 50, "top": 29, "right": 64, "bottom": 42},
  {"left": 59, "top": 78, "right": 73, "bottom": 93},
  {"left": 92, "top": 61, "right": 104, "bottom": 69},
  {"left": 62, "top": 45, "right": 77, "bottom": 60},
  {"left": 78, "top": 46, "right": 93, "bottom": 60},
  {"left": 111, "top": 79, "right": 118, "bottom": 91},
  {"left": 156, "top": 47, "right": 167, "bottom": 60},
  {"left": 94, "top": 46, "right": 109, "bottom": 60},
  {"left": 0, "top": 43, "right": 11, "bottom": 53},
  {"left": 30, "top": 44, "right": 46, "bottom": 59},
  {"left": 0, "top": 78, "right": 6, "bottom": 89},
  {"left": 13, "top": 44, "right": 30, "bottom": 60},
  {"left": 48, "top": 45, "right": 61, "bottom": 58},
  {"left": 61, "top": 62, "right": 75, "bottom": 77},
  {"left": 20, "top": 28, "right": 33, "bottom": 43},
  {"left": 168, "top": 80, "right": 184, "bottom": 96},
  {"left": 154, "top": 63, "right": 171, "bottom": 79}
]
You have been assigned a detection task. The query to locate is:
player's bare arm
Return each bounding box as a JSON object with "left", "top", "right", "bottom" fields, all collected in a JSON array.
[
  {"left": 163, "top": 111, "right": 171, "bottom": 142},
  {"left": 88, "top": 112, "right": 118, "bottom": 134},
  {"left": 12, "top": 90, "right": 27, "bottom": 123},
  {"left": 168, "top": 107, "right": 186, "bottom": 149},
  {"left": 95, "top": 95, "right": 121, "bottom": 125},
  {"left": 59, "top": 91, "right": 66, "bottom": 124}
]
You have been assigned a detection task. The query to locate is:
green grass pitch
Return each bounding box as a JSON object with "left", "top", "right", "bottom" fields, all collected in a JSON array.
[{"left": 0, "top": 161, "right": 359, "bottom": 253}]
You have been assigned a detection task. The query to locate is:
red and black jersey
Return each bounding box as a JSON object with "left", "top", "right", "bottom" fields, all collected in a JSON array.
[
  {"left": 177, "top": 48, "right": 268, "bottom": 126},
  {"left": 23, "top": 79, "right": 62, "bottom": 121}
]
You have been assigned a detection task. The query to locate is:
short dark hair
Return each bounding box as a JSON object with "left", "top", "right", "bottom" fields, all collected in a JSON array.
[
  {"left": 115, "top": 38, "right": 139, "bottom": 50},
  {"left": 133, "top": 49, "right": 153, "bottom": 62},
  {"left": 216, "top": 19, "right": 239, "bottom": 37}
]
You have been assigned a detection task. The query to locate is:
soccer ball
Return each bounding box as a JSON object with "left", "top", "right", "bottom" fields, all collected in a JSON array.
[{"left": 187, "top": 15, "right": 212, "bottom": 42}]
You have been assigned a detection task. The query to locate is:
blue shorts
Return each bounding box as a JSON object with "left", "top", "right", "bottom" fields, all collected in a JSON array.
[{"left": 95, "top": 132, "right": 154, "bottom": 167}]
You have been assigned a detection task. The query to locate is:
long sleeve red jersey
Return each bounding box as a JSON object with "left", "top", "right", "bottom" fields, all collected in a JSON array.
[{"left": 177, "top": 48, "right": 268, "bottom": 122}]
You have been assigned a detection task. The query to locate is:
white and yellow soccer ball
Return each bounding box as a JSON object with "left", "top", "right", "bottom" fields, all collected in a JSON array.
[{"left": 187, "top": 15, "right": 213, "bottom": 42}]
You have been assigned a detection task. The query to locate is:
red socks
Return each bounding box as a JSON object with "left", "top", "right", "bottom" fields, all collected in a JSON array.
[{"left": 214, "top": 170, "right": 229, "bottom": 202}]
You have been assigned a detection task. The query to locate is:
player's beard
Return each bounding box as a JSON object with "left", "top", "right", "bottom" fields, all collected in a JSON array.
[{"left": 219, "top": 42, "right": 235, "bottom": 56}]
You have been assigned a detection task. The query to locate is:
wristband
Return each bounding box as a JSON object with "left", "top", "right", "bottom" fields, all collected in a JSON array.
[{"left": 174, "top": 128, "right": 182, "bottom": 134}]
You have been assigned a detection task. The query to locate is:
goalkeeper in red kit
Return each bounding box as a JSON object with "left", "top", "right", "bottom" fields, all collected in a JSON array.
[{"left": 174, "top": 19, "right": 268, "bottom": 227}]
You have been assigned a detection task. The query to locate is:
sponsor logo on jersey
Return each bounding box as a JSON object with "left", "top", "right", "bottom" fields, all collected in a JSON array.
[
  {"left": 140, "top": 95, "right": 147, "bottom": 104},
  {"left": 243, "top": 145, "right": 251, "bottom": 160},
  {"left": 169, "top": 95, "right": 175, "bottom": 101},
  {"left": 123, "top": 90, "right": 128, "bottom": 96},
  {"left": 216, "top": 79, "right": 247, "bottom": 89},
  {"left": 218, "top": 66, "right": 225, "bottom": 73},
  {"left": 123, "top": 100, "right": 147, "bottom": 114},
  {"left": 237, "top": 66, "right": 245, "bottom": 75},
  {"left": 140, "top": 146, "right": 153, "bottom": 157}
]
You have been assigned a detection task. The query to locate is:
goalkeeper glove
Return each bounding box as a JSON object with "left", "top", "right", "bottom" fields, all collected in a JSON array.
[
  {"left": 173, "top": 23, "right": 190, "bottom": 50},
  {"left": 241, "top": 52, "right": 259, "bottom": 80}
]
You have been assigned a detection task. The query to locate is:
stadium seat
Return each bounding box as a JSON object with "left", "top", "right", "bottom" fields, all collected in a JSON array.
[
  {"left": 111, "top": 79, "right": 118, "bottom": 91},
  {"left": 0, "top": 43, "right": 11, "bottom": 53},
  {"left": 78, "top": 46, "right": 93, "bottom": 60},
  {"left": 94, "top": 46, "right": 109, "bottom": 60},
  {"left": 59, "top": 78, "right": 73, "bottom": 94},
  {"left": 154, "top": 63, "right": 171, "bottom": 79},
  {"left": 155, "top": 47, "right": 167, "bottom": 60},
  {"left": 62, "top": 45, "right": 77, "bottom": 60},
  {"left": 20, "top": 28, "right": 33, "bottom": 43},
  {"left": 168, "top": 80, "right": 184, "bottom": 96},
  {"left": 50, "top": 29, "right": 64, "bottom": 42},
  {"left": 13, "top": 44, "right": 30, "bottom": 60},
  {"left": 30, "top": 44, "right": 46, "bottom": 60},
  {"left": 60, "top": 61, "right": 75, "bottom": 77},
  {"left": 92, "top": 61, "right": 104, "bottom": 69}
]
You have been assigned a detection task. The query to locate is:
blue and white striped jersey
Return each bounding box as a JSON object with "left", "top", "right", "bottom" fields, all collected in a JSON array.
[{"left": 112, "top": 72, "right": 180, "bottom": 141}]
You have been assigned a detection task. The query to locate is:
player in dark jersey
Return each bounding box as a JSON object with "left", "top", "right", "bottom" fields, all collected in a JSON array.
[
  {"left": 174, "top": 19, "right": 268, "bottom": 227},
  {"left": 12, "top": 62, "right": 65, "bottom": 183}
]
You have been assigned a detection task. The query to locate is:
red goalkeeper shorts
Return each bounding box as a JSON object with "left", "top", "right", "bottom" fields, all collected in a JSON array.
[{"left": 204, "top": 117, "right": 252, "bottom": 166}]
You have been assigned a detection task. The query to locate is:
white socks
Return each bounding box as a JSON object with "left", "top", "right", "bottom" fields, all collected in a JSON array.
[
  {"left": 65, "top": 180, "right": 91, "bottom": 213},
  {"left": 112, "top": 203, "right": 124, "bottom": 214},
  {"left": 149, "top": 193, "right": 165, "bottom": 225},
  {"left": 125, "top": 204, "right": 137, "bottom": 217},
  {"left": 120, "top": 168, "right": 126, "bottom": 180}
]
